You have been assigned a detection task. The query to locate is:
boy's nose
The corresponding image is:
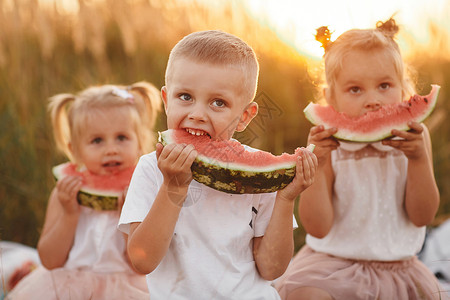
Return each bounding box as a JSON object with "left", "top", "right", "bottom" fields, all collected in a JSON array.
[{"left": 188, "top": 107, "right": 207, "bottom": 122}]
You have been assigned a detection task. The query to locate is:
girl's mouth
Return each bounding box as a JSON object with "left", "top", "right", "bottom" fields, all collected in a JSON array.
[{"left": 102, "top": 161, "right": 121, "bottom": 168}]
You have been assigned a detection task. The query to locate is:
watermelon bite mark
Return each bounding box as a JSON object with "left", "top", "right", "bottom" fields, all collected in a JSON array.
[
  {"left": 52, "top": 162, "right": 135, "bottom": 210},
  {"left": 159, "top": 129, "right": 311, "bottom": 194},
  {"left": 303, "top": 85, "right": 440, "bottom": 142}
]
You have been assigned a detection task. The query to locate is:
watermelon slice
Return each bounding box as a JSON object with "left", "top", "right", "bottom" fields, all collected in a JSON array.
[
  {"left": 52, "top": 162, "right": 135, "bottom": 210},
  {"left": 159, "top": 129, "right": 315, "bottom": 194},
  {"left": 303, "top": 85, "right": 440, "bottom": 142}
]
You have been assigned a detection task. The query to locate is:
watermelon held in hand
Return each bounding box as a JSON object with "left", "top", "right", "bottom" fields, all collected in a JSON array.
[
  {"left": 52, "top": 162, "right": 135, "bottom": 210},
  {"left": 158, "top": 129, "right": 315, "bottom": 194},
  {"left": 303, "top": 85, "right": 440, "bottom": 142}
]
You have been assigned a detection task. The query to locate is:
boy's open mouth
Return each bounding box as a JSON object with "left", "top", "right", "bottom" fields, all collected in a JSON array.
[{"left": 185, "top": 128, "right": 211, "bottom": 138}]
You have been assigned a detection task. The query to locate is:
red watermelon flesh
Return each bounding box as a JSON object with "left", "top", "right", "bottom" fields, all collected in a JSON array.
[
  {"left": 162, "top": 129, "right": 301, "bottom": 170},
  {"left": 159, "top": 129, "right": 315, "bottom": 194},
  {"left": 303, "top": 84, "right": 440, "bottom": 142},
  {"left": 52, "top": 162, "right": 135, "bottom": 210}
]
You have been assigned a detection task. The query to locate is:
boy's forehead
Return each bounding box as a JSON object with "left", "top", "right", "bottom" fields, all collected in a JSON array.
[{"left": 167, "top": 58, "right": 256, "bottom": 97}]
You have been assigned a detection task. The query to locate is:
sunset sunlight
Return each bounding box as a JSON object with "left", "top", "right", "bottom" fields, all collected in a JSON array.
[
  {"left": 1, "top": 1, "right": 449, "bottom": 297},
  {"left": 243, "top": 0, "right": 450, "bottom": 60}
]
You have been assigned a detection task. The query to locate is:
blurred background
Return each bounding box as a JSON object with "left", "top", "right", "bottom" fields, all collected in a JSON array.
[{"left": 0, "top": 0, "right": 449, "bottom": 252}]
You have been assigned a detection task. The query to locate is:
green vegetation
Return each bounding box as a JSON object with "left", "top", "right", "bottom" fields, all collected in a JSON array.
[{"left": 0, "top": 0, "right": 449, "bottom": 253}]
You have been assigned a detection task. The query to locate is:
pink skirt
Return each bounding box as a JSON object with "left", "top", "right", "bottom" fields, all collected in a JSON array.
[
  {"left": 6, "top": 266, "right": 149, "bottom": 300},
  {"left": 275, "top": 245, "right": 449, "bottom": 300}
]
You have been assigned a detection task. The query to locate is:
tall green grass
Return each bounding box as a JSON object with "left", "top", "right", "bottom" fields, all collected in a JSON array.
[{"left": 0, "top": 0, "right": 449, "bottom": 253}]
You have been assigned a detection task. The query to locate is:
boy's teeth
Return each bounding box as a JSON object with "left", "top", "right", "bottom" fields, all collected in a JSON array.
[{"left": 187, "top": 129, "right": 206, "bottom": 136}]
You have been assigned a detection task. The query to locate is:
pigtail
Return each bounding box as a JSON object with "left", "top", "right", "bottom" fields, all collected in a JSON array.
[
  {"left": 129, "top": 81, "right": 162, "bottom": 128},
  {"left": 128, "top": 81, "right": 162, "bottom": 152},
  {"left": 48, "top": 93, "right": 76, "bottom": 161},
  {"left": 315, "top": 26, "right": 333, "bottom": 53},
  {"left": 376, "top": 17, "right": 399, "bottom": 38}
]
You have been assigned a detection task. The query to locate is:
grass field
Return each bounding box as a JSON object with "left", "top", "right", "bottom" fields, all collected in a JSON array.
[{"left": 0, "top": 0, "right": 449, "bottom": 253}]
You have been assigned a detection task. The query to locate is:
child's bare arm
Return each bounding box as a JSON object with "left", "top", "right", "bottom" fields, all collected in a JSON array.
[
  {"left": 383, "top": 122, "right": 440, "bottom": 226},
  {"left": 298, "top": 125, "right": 337, "bottom": 238},
  {"left": 299, "top": 157, "right": 334, "bottom": 238},
  {"left": 127, "top": 143, "right": 197, "bottom": 274},
  {"left": 253, "top": 148, "right": 317, "bottom": 280},
  {"left": 37, "top": 176, "right": 82, "bottom": 269}
]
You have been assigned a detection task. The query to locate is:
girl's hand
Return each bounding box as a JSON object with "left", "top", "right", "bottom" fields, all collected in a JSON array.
[
  {"left": 382, "top": 122, "right": 427, "bottom": 160},
  {"left": 156, "top": 142, "right": 197, "bottom": 195},
  {"left": 55, "top": 175, "right": 82, "bottom": 215},
  {"left": 278, "top": 148, "right": 318, "bottom": 201},
  {"left": 307, "top": 125, "right": 339, "bottom": 165}
]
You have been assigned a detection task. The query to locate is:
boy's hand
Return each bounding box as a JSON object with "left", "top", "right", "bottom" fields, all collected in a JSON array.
[
  {"left": 278, "top": 148, "right": 318, "bottom": 201},
  {"left": 382, "top": 122, "right": 427, "bottom": 160},
  {"left": 307, "top": 125, "right": 339, "bottom": 165},
  {"left": 156, "top": 142, "right": 197, "bottom": 192},
  {"left": 55, "top": 175, "right": 82, "bottom": 215}
]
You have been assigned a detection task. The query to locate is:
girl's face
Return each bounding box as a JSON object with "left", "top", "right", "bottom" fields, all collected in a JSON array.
[
  {"left": 327, "top": 48, "right": 403, "bottom": 118},
  {"left": 161, "top": 58, "right": 257, "bottom": 141},
  {"left": 72, "top": 107, "right": 141, "bottom": 175}
]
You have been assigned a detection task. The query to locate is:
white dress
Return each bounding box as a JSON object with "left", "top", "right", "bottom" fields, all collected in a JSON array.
[
  {"left": 7, "top": 208, "right": 149, "bottom": 300},
  {"left": 307, "top": 141, "right": 425, "bottom": 260},
  {"left": 119, "top": 149, "right": 295, "bottom": 300},
  {"left": 275, "top": 142, "right": 447, "bottom": 300}
]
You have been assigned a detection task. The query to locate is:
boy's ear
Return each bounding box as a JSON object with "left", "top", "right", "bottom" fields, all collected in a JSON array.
[
  {"left": 161, "top": 86, "right": 168, "bottom": 112},
  {"left": 323, "top": 87, "right": 334, "bottom": 106},
  {"left": 236, "top": 102, "right": 258, "bottom": 132}
]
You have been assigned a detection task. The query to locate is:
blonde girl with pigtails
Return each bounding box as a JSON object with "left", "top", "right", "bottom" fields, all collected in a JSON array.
[
  {"left": 7, "top": 82, "right": 161, "bottom": 300},
  {"left": 275, "top": 19, "right": 447, "bottom": 300}
]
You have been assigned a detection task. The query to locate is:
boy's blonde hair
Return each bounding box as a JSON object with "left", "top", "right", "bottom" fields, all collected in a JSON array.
[
  {"left": 49, "top": 81, "right": 161, "bottom": 164},
  {"left": 317, "top": 18, "right": 415, "bottom": 100},
  {"left": 165, "top": 30, "right": 259, "bottom": 101}
]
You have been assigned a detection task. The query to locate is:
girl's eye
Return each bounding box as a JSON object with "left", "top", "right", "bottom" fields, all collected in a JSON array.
[
  {"left": 179, "top": 94, "right": 192, "bottom": 101},
  {"left": 212, "top": 99, "right": 225, "bottom": 107},
  {"left": 117, "top": 135, "right": 128, "bottom": 142},
  {"left": 380, "top": 83, "right": 390, "bottom": 90},
  {"left": 349, "top": 87, "right": 361, "bottom": 94},
  {"left": 91, "top": 137, "right": 102, "bottom": 144}
]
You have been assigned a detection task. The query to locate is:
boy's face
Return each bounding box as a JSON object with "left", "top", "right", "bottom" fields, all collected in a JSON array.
[{"left": 162, "top": 58, "right": 258, "bottom": 140}]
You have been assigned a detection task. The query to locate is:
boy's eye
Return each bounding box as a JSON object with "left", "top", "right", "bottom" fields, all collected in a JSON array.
[
  {"left": 212, "top": 99, "right": 225, "bottom": 107},
  {"left": 91, "top": 137, "right": 102, "bottom": 144},
  {"left": 349, "top": 86, "right": 361, "bottom": 94},
  {"left": 179, "top": 94, "right": 192, "bottom": 101},
  {"left": 380, "top": 83, "right": 390, "bottom": 90}
]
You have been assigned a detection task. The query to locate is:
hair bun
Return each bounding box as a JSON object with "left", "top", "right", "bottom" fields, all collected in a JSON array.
[
  {"left": 315, "top": 26, "right": 333, "bottom": 52},
  {"left": 376, "top": 18, "right": 399, "bottom": 38}
]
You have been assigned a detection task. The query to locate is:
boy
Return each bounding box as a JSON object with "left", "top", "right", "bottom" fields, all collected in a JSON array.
[{"left": 119, "top": 30, "right": 317, "bottom": 299}]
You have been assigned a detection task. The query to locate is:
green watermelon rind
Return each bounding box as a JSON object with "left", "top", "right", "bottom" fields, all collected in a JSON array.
[
  {"left": 52, "top": 163, "right": 119, "bottom": 211},
  {"left": 191, "top": 158, "right": 296, "bottom": 194},
  {"left": 158, "top": 130, "right": 297, "bottom": 194},
  {"left": 303, "top": 84, "right": 440, "bottom": 143}
]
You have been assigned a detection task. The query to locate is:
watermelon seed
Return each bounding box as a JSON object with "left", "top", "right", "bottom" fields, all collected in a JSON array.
[{"left": 424, "top": 97, "right": 428, "bottom": 103}]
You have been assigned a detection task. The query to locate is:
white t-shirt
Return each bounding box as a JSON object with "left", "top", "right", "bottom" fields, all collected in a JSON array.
[
  {"left": 307, "top": 141, "right": 425, "bottom": 261},
  {"left": 119, "top": 149, "right": 293, "bottom": 299}
]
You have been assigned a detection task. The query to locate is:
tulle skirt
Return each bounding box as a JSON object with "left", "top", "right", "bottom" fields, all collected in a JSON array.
[
  {"left": 275, "top": 245, "right": 449, "bottom": 300},
  {"left": 6, "top": 266, "right": 149, "bottom": 300}
]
